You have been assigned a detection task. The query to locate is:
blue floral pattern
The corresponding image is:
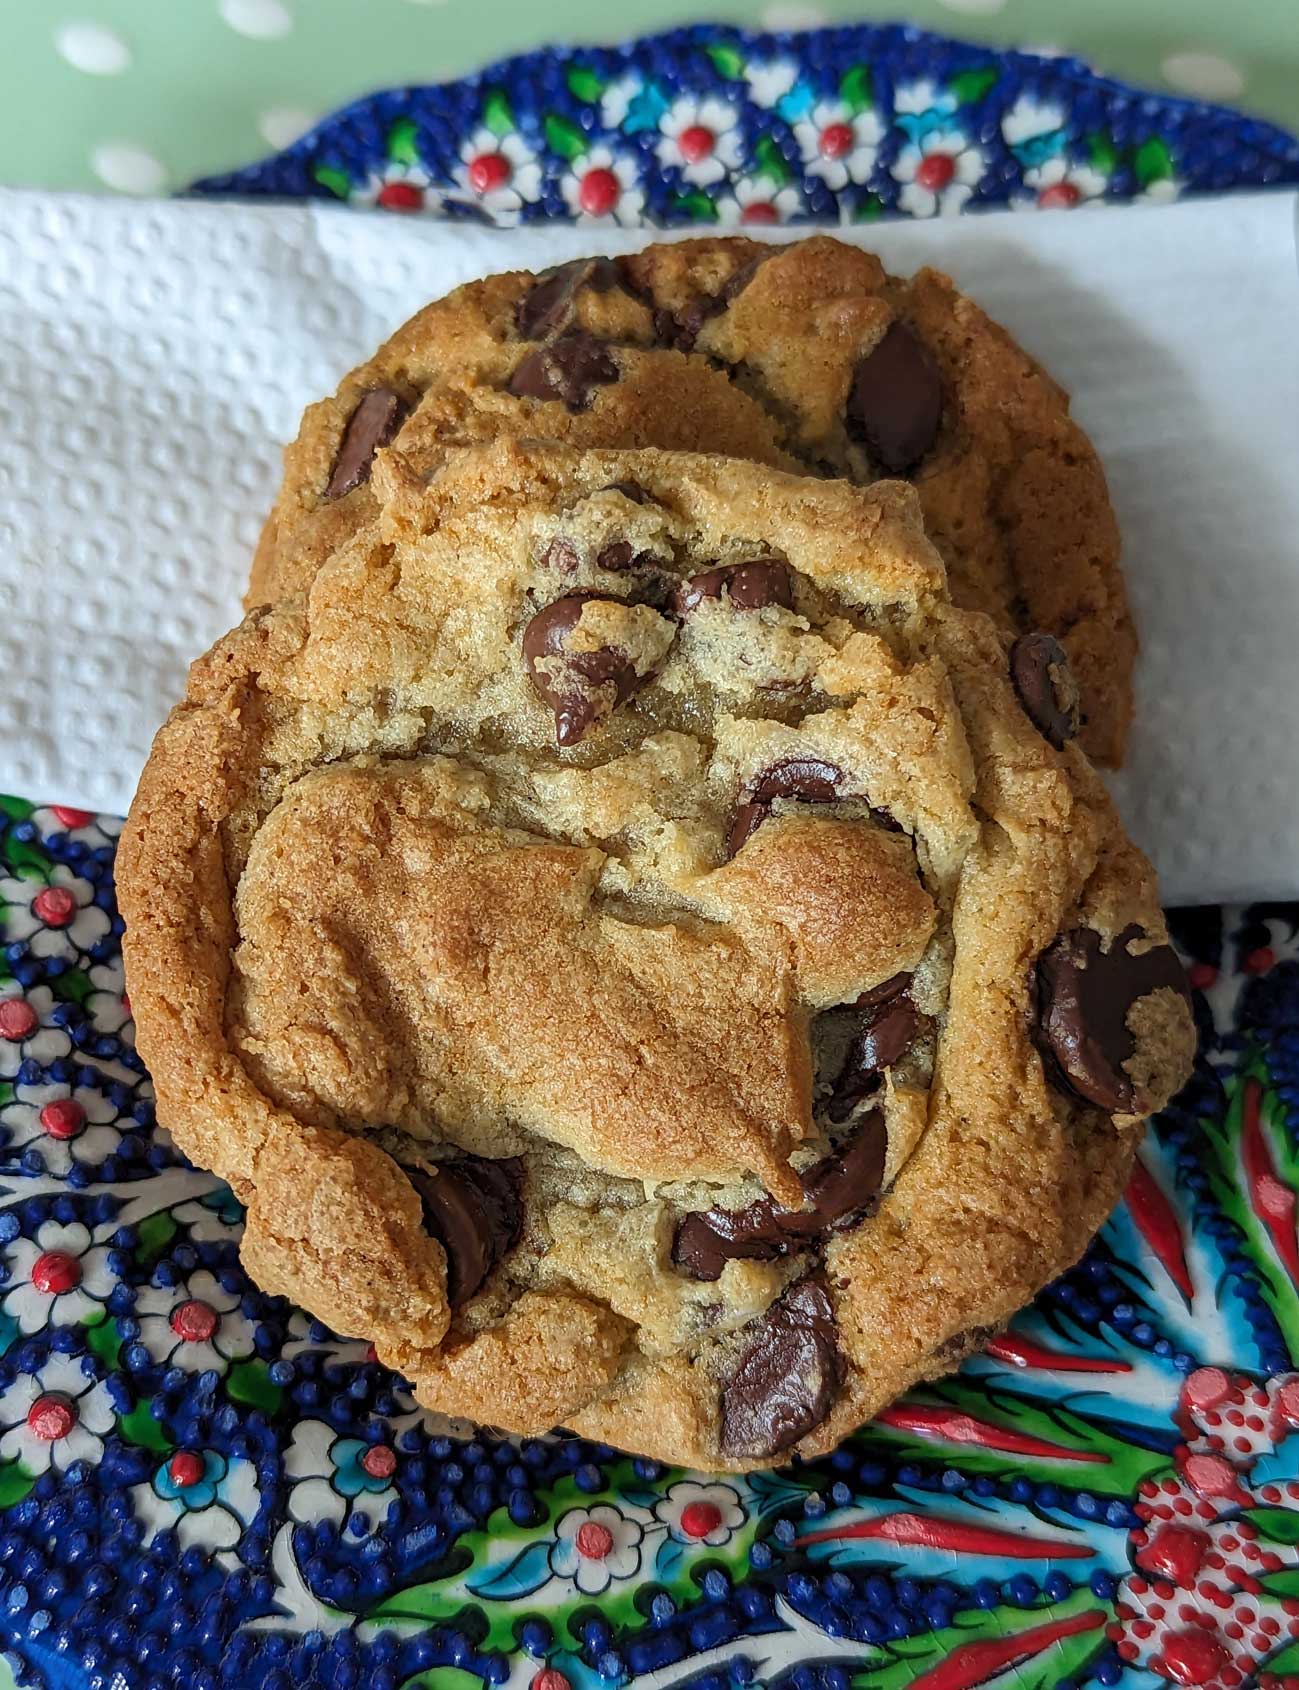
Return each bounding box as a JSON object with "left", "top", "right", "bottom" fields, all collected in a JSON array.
[{"left": 192, "top": 24, "right": 1299, "bottom": 226}]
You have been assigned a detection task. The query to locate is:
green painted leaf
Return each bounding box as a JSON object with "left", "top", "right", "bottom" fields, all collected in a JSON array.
[
  {"left": 0, "top": 797, "right": 35, "bottom": 823},
  {"left": 1134, "top": 136, "right": 1174, "bottom": 187},
  {"left": 313, "top": 164, "right": 352, "bottom": 201},
  {"left": 0, "top": 1084, "right": 12, "bottom": 1108},
  {"left": 6, "top": 842, "right": 51, "bottom": 879},
  {"left": 226, "top": 1359, "right": 282, "bottom": 1416},
  {"left": 706, "top": 42, "right": 745, "bottom": 81},
  {"left": 544, "top": 113, "right": 587, "bottom": 163},
  {"left": 1261, "top": 1567, "right": 1299, "bottom": 1598},
  {"left": 566, "top": 64, "right": 605, "bottom": 103},
  {"left": 53, "top": 967, "right": 93, "bottom": 1008},
  {"left": 949, "top": 65, "right": 998, "bottom": 105},
  {"left": 118, "top": 1402, "right": 172, "bottom": 1453},
  {"left": 1246, "top": 1506, "right": 1299, "bottom": 1546},
  {"left": 1261, "top": 1637, "right": 1299, "bottom": 1674},
  {"left": 0, "top": 1461, "right": 35, "bottom": 1509},
  {"left": 671, "top": 189, "right": 720, "bottom": 223},
  {"left": 851, "top": 194, "right": 884, "bottom": 222},
  {"left": 752, "top": 134, "right": 792, "bottom": 185},
  {"left": 85, "top": 1311, "right": 121, "bottom": 1369},
  {"left": 402, "top": 1671, "right": 485, "bottom": 1690},
  {"left": 1087, "top": 131, "right": 1119, "bottom": 174},
  {"left": 135, "top": 1211, "right": 177, "bottom": 1266},
  {"left": 839, "top": 65, "right": 873, "bottom": 113},
  {"left": 483, "top": 89, "right": 515, "bottom": 138},
  {"left": 387, "top": 118, "right": 420, "bottom": 167}
]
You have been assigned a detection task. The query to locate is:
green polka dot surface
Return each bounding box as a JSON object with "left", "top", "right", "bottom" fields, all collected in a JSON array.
[{"left": 2, "top": 0, "right": 1296, "bottom": 195}]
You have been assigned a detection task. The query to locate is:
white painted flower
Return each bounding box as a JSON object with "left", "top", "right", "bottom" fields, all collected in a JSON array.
[
  {"left": 352, "top": 159, "right": 446, "bottom": 215},
  {"left": 548, "top": 1503, "right": 643, "bottom": 1594},
  {"left": 893, "top": 78, "right": 957, "bottom": 121},
  {"left": 655, "top": 95, "right": 744, "bottom": 187},
  {"left": 130, "top": 1449, "right": 259, "bottom": 1554},
  {"left": 654, "top": 1480, "right": 746, "bottom": 1546},
  {"left": 793, "top": 100, "right": 883, "bottom": 191},
  {"left": 560, "top": 145, "right": 645, "bottom": 226},
  {"left": 715, "top": 174, "right": 803, "bottom": 226},
  {"left": 892, "top": 127, "right": 986, "bottom": 217},
  {"left": 1001, "top": 92, "right": 1067, "bottom": 151},
  {"left": 173, "top": 1184, "right": 245, "bottom": 1243},
  {"left": 2, "top": 1221, "right": 114, "bottom": 1333},
  {"left": 134, "top": 1269, "right": 255, "bottom": 1374},
  {"left": 453, "top": 126, "right": 542, "bottom": 222},
  {"left": 284, "top": 1418, "right": 399, "bottom": 1534},
  {"left": 84, "top": 960, "right": 132, "bottom": 1038},
  {"left": 0, "top": 1352, "right": 114, "bottom": 1474},
  {"left": 1, "top": 1086, "right": 122, "bottom": 1176},
  {"left": 1016, "top": 154, "right": 1109, "bottom": 210},
  {"left": 1139, "top": 176, "right": 1183, "bottom": 205},
  {"left": 0, "top": 986, "right": 71, "bottom": 1082},
  {"left": 0, "top": 868, "right": 111, "bottom": 960},
  {"left": 745, "top": 60, "right": 799, "bottom": 109},
  {"left": 30, "top": 807, "right": 120, "bottom": 850}
]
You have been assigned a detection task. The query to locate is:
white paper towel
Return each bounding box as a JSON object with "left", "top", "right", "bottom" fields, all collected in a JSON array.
[{"left": 0, "top": 187, "right": 1296, "bottom": 904}]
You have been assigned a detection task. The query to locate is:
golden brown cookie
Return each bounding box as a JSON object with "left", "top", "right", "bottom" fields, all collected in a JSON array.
[
  {"left": 121, "top": 441, "right": 1190, "bottom": 1470},
  {"left": 250, "top": 235, "right": 1134, "bottom": 764}
]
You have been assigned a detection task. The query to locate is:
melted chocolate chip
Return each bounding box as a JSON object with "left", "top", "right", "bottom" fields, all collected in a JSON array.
[
  {"left": 826, "top": 998, "right": 919, "bottom": 1124},
  {"left": 855, "top": 971, "right": 913, "bottom": 1010},
  {"left": 727, "top": 758, "right": 846, "bottom": 858},
  {"left": 508, "top": 331, "right": 619, "bottom": 410},
  {"left": 324, "top": 389, "right": 409, "bottom": 500},
  {"left": 540, "top": 537, "right": 581, "bottom": 575},
  {"left": 675, "top": 560, "right": 795, "bottom": 617},
  {"left": 408, "top": 1156, "right": 523, "bottom": 1306},
  {"left": 1009, "top": 633, "right": 1081, "bottom": 751},
  {"left": 515, "top": 257, "right": 623, "bottom": 340},
  {"left": 1035, "top": 925, "right": 1191, "bottom": 1114},
  {"left": 523, "top": 592, "right": 660, "bottom": 746},
  {"left": 673, "top": 1113, "right": 888, "bottom": 1282},
  {"left": 846, "top": 321, "right": 943, "bottom": 475},
  {"left": 720, "top": 1276, "right": 841, "bottom": 1459}
]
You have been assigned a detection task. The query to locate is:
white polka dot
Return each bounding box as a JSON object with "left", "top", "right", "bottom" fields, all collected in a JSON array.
[
  {"left": 761, "top": 3, "right": 828, "bottom": 26},
  {"left": 257, "top": 106, "right": 316, "bottom": 149},
  {"left": 1161, "top": 50, "right": 1245, "bottom": 102},
  {"left": 54, "top": 20, "right": 131, "bottom": 75},
  {"left": 935, "top": 0, "right": 1007, "bottom": 14},
  {"left": 90, "top": 143, "right": 168, "bottom": 196},
  {"left": 218, "top": 0, "right": 293, "bottom": 41}
]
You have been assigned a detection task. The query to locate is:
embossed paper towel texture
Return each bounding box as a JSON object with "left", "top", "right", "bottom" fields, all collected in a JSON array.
[{"left": 0, "top": 188, "right": 1295, "bottom": 903}]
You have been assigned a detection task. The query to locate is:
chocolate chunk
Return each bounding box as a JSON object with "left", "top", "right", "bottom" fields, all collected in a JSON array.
[
  {"left": 846, "top": 321, "right": 943, "bottom": 475},
  {"left": 855, "top": 971, "right": 912, "bottom": 1010},
  {"left": 673, "top": 1112, "right": 887, "bottom": 1281},
  {"left": 675, "top": 560, "right": 795, "bottom": 617},
  {"left": 1009, "top": 632, "right": 1081, "bottom": 751},
  {"left": 516, "top": 257, "right": 623, "bottom": 340},
  {"left": 595, "top": 541, "right": 636, "bottom": 573},
  {"left": 600, "top": 480, "right": 657, "bottom": 506},
  {"left": 408, "top": 1156, "right": 523, "bottom": 1306},
  {"left": 653, "top": 295, "right": 726, "bottom": 355},
  {"left": 721, "top": 253, "right": 771, "bottom": 302},
  {"left": 540, "top": 537, "right": 581, "bottom": 575},
  {"left": 720, "top": 1276, "right": 841, "bottom": 1459},
  {"left": 1035, "top": 925, "right": 1191, "bottom": 1114},
  {"left": 508, "top": 331, "right": 619, "bottom": 410},
  {"left": 523, "top": 592, "right": 660, "bottom": 746},
  {"left": 826, "top": 997, "right": 919, "bottom": 1123},
  {"left": 324, "top": 389, "right": 408, "bottom": 500},
  {"left": 727, "top": 758, "right": 846, "bottom": 858}
]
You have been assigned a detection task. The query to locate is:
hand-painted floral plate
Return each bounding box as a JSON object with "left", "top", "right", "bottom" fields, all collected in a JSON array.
[{"left": 4, "top": 23, "right": 1298, "bottom": 1690}]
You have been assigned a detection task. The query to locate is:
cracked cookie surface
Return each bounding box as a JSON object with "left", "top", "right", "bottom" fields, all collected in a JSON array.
[
  {"left": 250, "top": 235, "right": 1134, "bottom": 765},
  {"left": 122, "top": 441, "right": 1190, "bottom": 1470}
]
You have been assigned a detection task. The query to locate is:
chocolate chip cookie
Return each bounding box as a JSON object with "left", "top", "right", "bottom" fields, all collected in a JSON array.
[
  {"left": 250, "top": 236, "right": 1134, "bottom": 765},
  {"left": 121, "top": 441, "right": 1190, "bottom": 1470}
]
